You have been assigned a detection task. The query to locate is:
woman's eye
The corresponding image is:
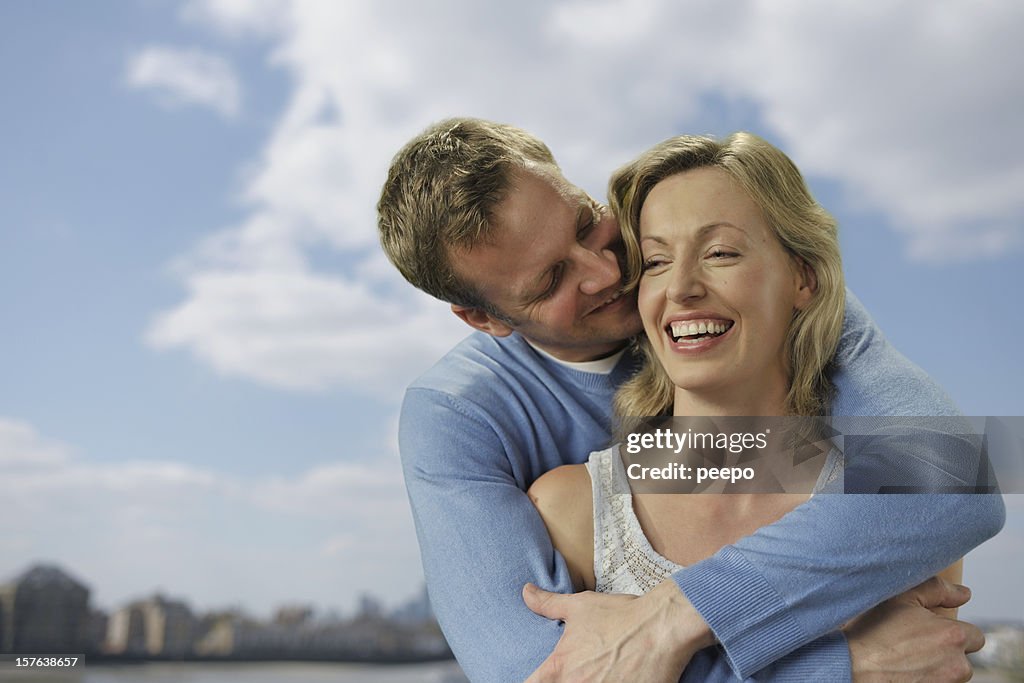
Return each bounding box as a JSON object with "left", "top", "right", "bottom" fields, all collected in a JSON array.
[
  {"left": 708, "top": 248, "right": 738, "bottom": 259},
  {"left": 641, "top": 257, "right": 666, "bottom": 272}
]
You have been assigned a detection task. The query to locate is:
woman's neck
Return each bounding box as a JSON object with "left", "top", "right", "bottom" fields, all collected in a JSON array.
[{"left": 672, "top": 382, "right": 789, "bottom": 417}]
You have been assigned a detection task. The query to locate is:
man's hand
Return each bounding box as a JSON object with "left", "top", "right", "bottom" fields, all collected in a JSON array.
[
  {"left": 845, "top": 577, "right": 985, "bottom": 683},
  {"left": 523, "top": 579, "right": 714, "bottom": 683}
]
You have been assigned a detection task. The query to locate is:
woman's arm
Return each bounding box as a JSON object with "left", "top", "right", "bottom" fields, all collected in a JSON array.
[{"left": 528, "top": 463, "right": 596, "bottom": 592}]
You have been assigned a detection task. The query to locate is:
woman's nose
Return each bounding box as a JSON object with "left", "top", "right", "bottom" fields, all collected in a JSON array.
[
  {"left": 578, "top": 247, "right": 621, "bottom": 295},
  {"left": 666, "top": 263, "right": 706, "bottom": 302}
]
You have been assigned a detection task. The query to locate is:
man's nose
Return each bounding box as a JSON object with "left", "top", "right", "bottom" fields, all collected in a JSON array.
[
  {"left": 578, "top": 247, "right": 621, "bottom": 295},
  {"left": 666, "top": 263, "right": 706, "bottom": 303}
]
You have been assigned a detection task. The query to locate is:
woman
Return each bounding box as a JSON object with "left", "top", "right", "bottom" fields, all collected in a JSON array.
[{"left": 527, "top": 132, "right": 962, "bottom": 600}]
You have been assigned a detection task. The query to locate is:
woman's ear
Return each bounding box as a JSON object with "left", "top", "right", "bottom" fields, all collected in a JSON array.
[
  {"left": 450, "top": 304, "right": 514, "bottom": 337},
  {"left": 792, "top": 256, "right": 818, "bottom": 311}
]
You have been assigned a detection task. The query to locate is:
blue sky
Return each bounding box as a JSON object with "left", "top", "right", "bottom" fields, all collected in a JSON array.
[{"left": 2, "top": 0, "right": 1022, "bottom": 623}]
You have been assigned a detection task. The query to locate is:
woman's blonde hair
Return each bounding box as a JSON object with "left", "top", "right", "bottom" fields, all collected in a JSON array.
[{"left": 609, "top": 132, "right": 845, "bottom": 421}]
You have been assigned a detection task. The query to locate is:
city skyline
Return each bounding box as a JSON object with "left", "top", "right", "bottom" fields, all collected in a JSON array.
[
  {"left": 0, "top": 562, "right": 447, "bottom": 662},
  {"left": 0, "top": 561, "right": 428, "bottom": 623}
]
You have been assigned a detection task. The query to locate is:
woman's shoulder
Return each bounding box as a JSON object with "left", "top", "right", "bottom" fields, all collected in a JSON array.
[
  {"left": 527, "top": 461, "right": 597, "bottom": 591},
  {"left": 527, "top": 463, "right": 592, "bottom": 523}
]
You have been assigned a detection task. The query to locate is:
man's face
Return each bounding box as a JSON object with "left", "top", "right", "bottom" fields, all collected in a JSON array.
[{"left": 450, "top": 166, "right": 643, "bottom": 362}]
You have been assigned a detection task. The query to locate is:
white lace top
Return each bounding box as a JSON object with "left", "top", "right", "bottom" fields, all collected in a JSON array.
[
  {"left": 585, "top": 446, "right": 684, "bottom": 595},
  {"left": 585, "top": 445, "right": 843, "bottom": 595}
]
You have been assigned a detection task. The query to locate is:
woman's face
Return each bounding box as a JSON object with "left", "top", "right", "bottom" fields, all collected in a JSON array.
[{"left": 637, "top": 167, "right": 814, "bottom": 410}]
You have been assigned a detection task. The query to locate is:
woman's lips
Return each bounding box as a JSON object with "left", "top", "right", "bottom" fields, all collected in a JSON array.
[{"left": 667, "top": 319, "right": 734, "bottom": 341}]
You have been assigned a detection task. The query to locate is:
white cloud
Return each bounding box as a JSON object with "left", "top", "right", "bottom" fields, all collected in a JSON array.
[
  {"left": 126, "top": 45, "right": 241, "bottom": 118},
  {"left": 146, "top": 267, "right": 466, "bottom": 394},
  {"left": 0, "top": 417, "right": 72, "bottom": 469},
  {"left": 146, "top": 0, "right": 1024, "bottom": 394},
  {"left": 246, "top": 458, "right": 406, "bottom": 518},
  {"left": 0, "top": 417, "right": 420, "bottom": 615},
  {"left": 716, "top": 1, "right": 1024, "bottom": 262},
  {"left": 181, "top": 0, "right": 291, "bottom": 38}
]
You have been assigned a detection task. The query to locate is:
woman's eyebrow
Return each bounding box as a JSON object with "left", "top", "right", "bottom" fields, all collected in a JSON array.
[{"left": 641, "top": 221, "right": 743, "bottom": 245}]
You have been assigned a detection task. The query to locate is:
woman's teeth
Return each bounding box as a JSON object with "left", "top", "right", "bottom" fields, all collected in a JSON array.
[{"left": 669, "top": 320, "right": 733, "bottom": 342}]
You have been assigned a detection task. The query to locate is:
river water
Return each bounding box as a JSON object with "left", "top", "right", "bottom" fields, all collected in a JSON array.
[{"left": 3, "top": 661, "right": 469, "bottom": 683}]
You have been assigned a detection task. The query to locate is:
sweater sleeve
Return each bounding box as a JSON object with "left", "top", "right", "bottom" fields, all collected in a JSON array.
[
  {"left": 674, "top": 494, "right": 1003, "bottom": 678},
  {"left": 669, "top": 291, "right": 1007, "bottom": 679},
  {"left": 399, "top": 386, "right": 565, "bottom": 681},
  {"left": 682, "top": 632, "right": 851, "bottom": 682}
]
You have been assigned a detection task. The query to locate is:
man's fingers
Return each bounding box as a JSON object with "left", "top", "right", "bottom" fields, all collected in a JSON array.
[
  {"left": 960, "top": 622, "right": 986, "bottom": 654},
  {"left": 929, "top": 580, "right": 971, "bottom": 609},
  {"left": 523, "top": 583, "right": 571, "bottom": 621},
  {"left": 907, "top": 576, "right": 971, "bottom": 609}
]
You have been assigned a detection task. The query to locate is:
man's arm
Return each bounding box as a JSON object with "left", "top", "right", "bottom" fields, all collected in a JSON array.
[
  {"left": 749, "top": 577, "right": 984, "bottom": 682},
  {"left": 525, "top": 577, "right": 985, "bottom": 682},
  {"left": 526, "top": 291, "right": 1005, "bottom": 680},
  {"left": 671, "top": 492, "right": 1001, "bottom": 677},
  {"left": 400, "top": 387, "right": 565, "bottom": 680},
  {"left": 524, "top": 492, "right": 997, "bottom": 682},
  {"left": 405, "top": 386, "right": 858, "bottom": 681}
]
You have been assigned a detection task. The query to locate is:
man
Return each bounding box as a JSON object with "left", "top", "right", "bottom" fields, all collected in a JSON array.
[{"left": 376, "top": 118, "right": 1004, "bottom": 681}]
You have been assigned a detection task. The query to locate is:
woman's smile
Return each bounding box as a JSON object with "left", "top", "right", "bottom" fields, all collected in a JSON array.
[{"left": 663, "top": 314, "right": 735, "bottom": 353}]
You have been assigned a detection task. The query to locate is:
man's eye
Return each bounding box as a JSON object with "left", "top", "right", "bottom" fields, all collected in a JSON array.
[
  {"left": 539, "top": 265, "right": 564, "bottom": 299},
  {"left": 578, "top": 201, "right": 605, "bottom": 239}
]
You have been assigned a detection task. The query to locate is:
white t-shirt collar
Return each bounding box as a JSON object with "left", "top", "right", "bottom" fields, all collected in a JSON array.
[{"left": 524, "top": 338, "right": 626, "bottom": 375}]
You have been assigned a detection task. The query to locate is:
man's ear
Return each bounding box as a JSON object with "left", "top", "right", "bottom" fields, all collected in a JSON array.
[
  {"left": 451, "top": 304, "right": 514, "bottom": 337},
  {"left": 792, "top": 256, "right": 818, "bottom": 311}
]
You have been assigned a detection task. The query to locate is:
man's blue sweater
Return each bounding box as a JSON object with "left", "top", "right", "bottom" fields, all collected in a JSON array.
[{"left": 399, "top": 291, "right": 1005, "bottom": 681}]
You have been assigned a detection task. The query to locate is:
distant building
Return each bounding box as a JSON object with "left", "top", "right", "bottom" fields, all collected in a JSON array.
[
  {"left": 274, "top": 605, "right": 314, "bottom": 627},
  {"left": 193, "top": 612, "right": 238, "bottom": 657},
  {"left": 194, "top": 612, "right": 305, "bottom": 658},
  {"left": 0, "top": 564, "right": 91, "bottom": 654},
  {"left": 391, "top": 585, "right": 433, "bottom": 626},
  {"left": 106, "top": 594, "right": 195, "bottom": 657},
  {"left": 105, "top": 603, "right": 146, "bottom": 655},
  {"left": 86, "top": 610, "right": 108, "bottom": 653},
  {"left": 357, "top": 593, "right": 384, "bottom": 620},
  {"left": 141, "top": 594, "right": 195, "bottom": 657}
]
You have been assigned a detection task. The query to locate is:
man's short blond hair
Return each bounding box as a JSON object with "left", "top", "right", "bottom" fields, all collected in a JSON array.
[{"left": 377, "top": 118, "right": 557, "bottom": 312}]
